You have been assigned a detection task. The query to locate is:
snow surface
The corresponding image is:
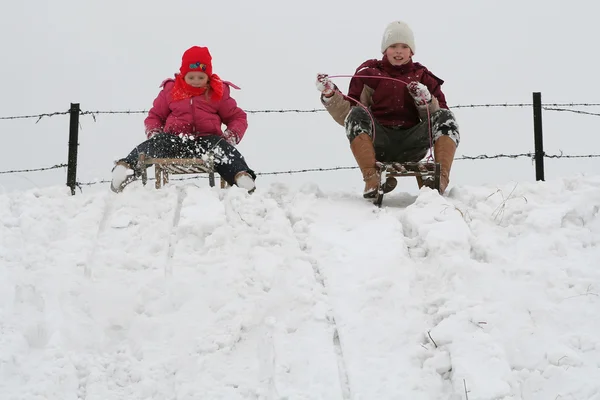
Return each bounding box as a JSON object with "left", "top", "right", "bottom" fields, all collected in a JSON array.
[{"left": 1, "top": 177, "right": 600, "bottom": 399}]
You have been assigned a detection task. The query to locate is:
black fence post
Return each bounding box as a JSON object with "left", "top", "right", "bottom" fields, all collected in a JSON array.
[
  {"left": 66, "top": 103, "right": 80, "bottom": 195},
  {"left": 532, "top": 92, "right": 545, "bottom": 181}
]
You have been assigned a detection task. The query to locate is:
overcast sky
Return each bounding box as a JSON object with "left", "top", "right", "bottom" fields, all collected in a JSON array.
[{"left": 1, "top": 0, "right": 598, "bottom": 193}]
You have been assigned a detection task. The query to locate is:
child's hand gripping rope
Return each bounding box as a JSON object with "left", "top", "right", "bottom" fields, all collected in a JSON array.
[
  {"left": 406, "top": 81, "right": 431, "bottom": 106},
  {"left": 315, "top": 73, "right": 335, "bottom": 97}
]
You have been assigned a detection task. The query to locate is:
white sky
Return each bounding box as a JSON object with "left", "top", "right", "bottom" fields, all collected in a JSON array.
[
  {"left": 1, "top": 0, "right": 599, "bottom": 193},
  {"left": 1, "top": 177, "right": 599, "bottom": 398}
]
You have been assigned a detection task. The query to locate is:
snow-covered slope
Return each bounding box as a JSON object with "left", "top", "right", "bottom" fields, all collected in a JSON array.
[{"left": 1, "top": 177, "right": 599, "bottom": 399}]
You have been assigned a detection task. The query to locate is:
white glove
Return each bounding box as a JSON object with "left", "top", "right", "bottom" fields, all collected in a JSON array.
[
  {"left": 223, "top": 129, "right": 239, "bottom": 146},
  {"left": 406, "top": 81, "right": 432, "bottom": 106},
  {"left": 315, "top": 73, "right": 335, "bottom": 97},
  {"left": 146, "top": 129, "right": 162, "bottom": 140}
]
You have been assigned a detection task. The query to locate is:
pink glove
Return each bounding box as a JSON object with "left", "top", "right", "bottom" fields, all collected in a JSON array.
[
  {"left": 315, "top": 73, "right": 335, "bottom": 96},
  {"left": 406, "top": 81, "right": 432, "bottom": 106},
  {"left": 223, "top": 129, "right": 239, "bottom": 146}
]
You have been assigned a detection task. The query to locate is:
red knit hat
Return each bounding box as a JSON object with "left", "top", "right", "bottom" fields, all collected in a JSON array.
[{"left": 179, "top": 46, "right": 213, "bottom": 77}]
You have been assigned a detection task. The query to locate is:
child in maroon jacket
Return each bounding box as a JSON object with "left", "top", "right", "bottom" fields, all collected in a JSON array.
[
  {"left": 111, "top": 46, "right": 255, "bottom": 193},
  {"left": 316, "top": 21, "right": 460, "bottom": 197}
]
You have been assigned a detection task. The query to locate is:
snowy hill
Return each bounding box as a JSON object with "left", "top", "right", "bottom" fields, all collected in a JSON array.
[{"left": 1, "top": 178, "right": 600, "bottom": 400}]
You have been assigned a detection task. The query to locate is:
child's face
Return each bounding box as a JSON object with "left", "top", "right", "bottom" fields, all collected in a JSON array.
[
  {"left": 385, "top": 43, "right": 413, "bottom": 66},
  {"left": 184, "top": 71, "right": 209, "bottom": 88}
]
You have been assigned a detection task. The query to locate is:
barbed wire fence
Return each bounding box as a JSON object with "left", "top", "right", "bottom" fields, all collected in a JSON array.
[
  {"left": 1, "top": 96, "right": 599, "bottom": 193},
  {"left": 3, "top": 102, "right": 600, "bottom": 122}
]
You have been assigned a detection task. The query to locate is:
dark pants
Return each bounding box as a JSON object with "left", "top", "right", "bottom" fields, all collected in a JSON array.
[
  {"left": 121, "top": 133, "right": 255, "bottom": 185},
  {"left": 345, "top": 107, "right": 460, "bottom": 162}
]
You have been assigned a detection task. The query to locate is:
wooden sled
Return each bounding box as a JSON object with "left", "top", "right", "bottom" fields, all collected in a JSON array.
[
  {"left": 374, "top": 161, "right": 441, "bottom": 207},
  {"left": 137, "top": 153, "right": 228, "bottom": 189}
]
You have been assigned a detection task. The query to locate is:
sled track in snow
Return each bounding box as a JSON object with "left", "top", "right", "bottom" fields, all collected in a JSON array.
[
  {"left": 277, "top": 197, "right": 353, "bottom": 399},
  {"left": 84, "top": 193, "right": 116, "bottom": 278},
  {"left": 332, "top": 325, "right": 352, "bottom": 399},
  {"left": 301, "top": 252, "right": 352, "bottom": 399},
  {"left": 84, "top": 187, "right": 186, "bottom": 279},
  {"left": 164, "top": 186, "right": 186, "bottom": 277}
]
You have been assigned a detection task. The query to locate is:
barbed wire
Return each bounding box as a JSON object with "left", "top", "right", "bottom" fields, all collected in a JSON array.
[
  {"left": 79, "top": 102, "right": 600, "bottom": 114},
  {"left": 79, "top": 110, "right": 147, "bottom": 122},
  {"left": 450, "top": 102, "right": 600, "bottom": 109},
  {"left": 76, "top": 180, "right": 110, "bottom": 186},
  {"left": 0, "top": 164, "right": 68, "bottom": 175},
  {"left": 3, "top": 102, "right": 600, "bottom": 122},
  {"left": 542, "top": 107, "right": 600, "bottom": 117},
  {"left": 543, "top": 103, "right": 600, "bottom": 107},
  {"left": 256, "top": 166, "right": 359, "bottom": 175},
  {"left": 74, "top": 166, "right": 363, "bottom": 187},
  {"left": 544, "top": 151, "right": 600, "bottom": 159},
  {"left": 0, "top": 110, "right": 70, "bottom": 123},
  {"left": 80, "top": 110, "right": 146, "bottom": 116},
  {"left": 246, "top": 109, "right": 327, "bottom": 114},
  {"left": 62, "top": 152, "right": 598, "bottom": 187},
  {"left": 2, "top": 152, "right": 599, "bottom": 179},
  {"left": 74, "top": 167, "right": 359, "bottom": 186},
  {"left": 456, "top": 153, "right": 533, "bottom": 160},
  {"left": 75, "top": 103, "right": 600, "bottom": 116},
  {"left": 457, "top": 152, "right": 600, "bottom": 160}
]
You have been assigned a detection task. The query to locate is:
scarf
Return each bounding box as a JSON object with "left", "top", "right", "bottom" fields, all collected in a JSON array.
[{"left": 171, "top": 73, "right": 224, "bottom": 102}]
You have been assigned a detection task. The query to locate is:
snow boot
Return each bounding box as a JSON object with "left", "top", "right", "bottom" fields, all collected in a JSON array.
[
  {"left": 416, "top": 135, "right": 456, "bottom": 194},
  {"left": 110, "top": 161, "right": 137, "bottom": 193},
  {"left": 235, "top": 171, "right": 256, "bottom": 193}
]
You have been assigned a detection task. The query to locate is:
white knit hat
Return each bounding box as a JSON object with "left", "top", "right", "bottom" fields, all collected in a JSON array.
[{"left": 381, "top": 21, "right": 416, "bottom": 54}]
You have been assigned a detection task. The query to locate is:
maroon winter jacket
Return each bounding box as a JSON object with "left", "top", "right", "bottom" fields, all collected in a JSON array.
[{"left": 347, "top": 57, "right": 447, "bottom": 128}]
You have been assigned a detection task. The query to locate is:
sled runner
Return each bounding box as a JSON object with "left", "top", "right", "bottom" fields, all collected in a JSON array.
[
  {"left": 138, "top": 153, "right": 228, "bottom": 189},
  {"left": 374, "top": 161, "right": 441, "bottom": 207}
]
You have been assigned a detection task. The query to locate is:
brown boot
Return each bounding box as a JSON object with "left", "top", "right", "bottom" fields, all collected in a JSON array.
[
  {"left": 415, "top": 136, "right": 456, "bottom": 194},
  {"left": 434, "top": 136, "right": 457, "bottom": 194},
  {"left": 350, "top": 133, "right": 396, "bottom": 198}
]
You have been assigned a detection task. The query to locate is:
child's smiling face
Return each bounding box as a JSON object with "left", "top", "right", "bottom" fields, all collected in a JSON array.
[
  {"left": 184, "top": 71, "right": 209, "bottom": 88},
  {"left": 385, "top": 43, "right": 413, "bottom": 66}
]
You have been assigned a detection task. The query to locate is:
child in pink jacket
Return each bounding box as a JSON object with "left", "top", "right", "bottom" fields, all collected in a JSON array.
[{"left": 111, "top": 46, "right": 256, "bottom": 193}]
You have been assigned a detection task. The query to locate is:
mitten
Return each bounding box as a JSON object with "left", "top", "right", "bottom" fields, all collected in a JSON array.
[
  {"left": 146, "top": 129, "right": 162, "bottom": 140},
  {"left": 406, "top": 81, "right": 432, "bottom": 106},
  {"left": 223, "top": 129, "right": 239, "bottom": 146},
  {"left": 315, "top": 73, "right": 335, "bottom": 97}
]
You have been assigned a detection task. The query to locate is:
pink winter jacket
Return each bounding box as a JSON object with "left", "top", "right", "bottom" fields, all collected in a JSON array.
[{"left": 144, "top": 78, "right": 248, "bottom": 141}]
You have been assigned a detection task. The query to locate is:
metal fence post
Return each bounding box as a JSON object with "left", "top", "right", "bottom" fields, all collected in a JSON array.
[
  {"left": 66, "top": 103, "right": 80, "bottom": 194},
  {"left": 532, "top": 92, "right": 545, "bottom": 181}
]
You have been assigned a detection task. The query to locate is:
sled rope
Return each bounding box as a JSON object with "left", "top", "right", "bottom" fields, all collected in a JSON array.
[{"left": 327, "top": 74, "right": 435, "bottom": 161}]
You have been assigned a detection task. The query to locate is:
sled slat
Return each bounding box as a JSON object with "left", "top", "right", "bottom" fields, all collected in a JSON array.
[
  {"left": 380, "top": 161, "right": 437, "bottom": 178},
  {"left": 137, "top": 154, "right": 228, "bottom": 189},
  {"left": 375, "top": 161, "right": 441, "bottom": 207}
]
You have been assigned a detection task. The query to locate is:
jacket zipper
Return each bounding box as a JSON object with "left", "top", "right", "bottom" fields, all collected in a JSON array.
[{"left": 190, "top": 98, "right": 197, "bottom": 133}]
